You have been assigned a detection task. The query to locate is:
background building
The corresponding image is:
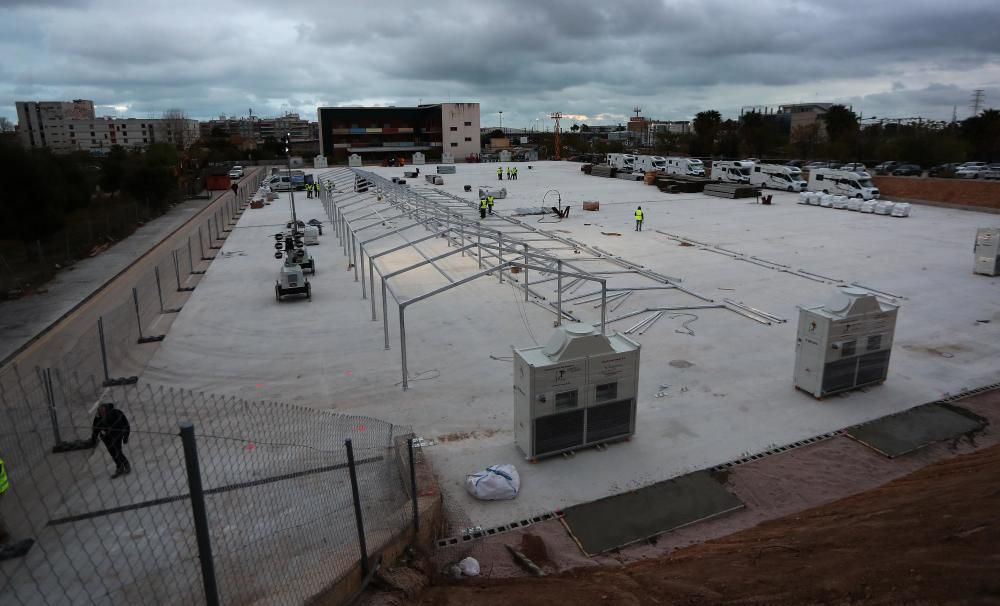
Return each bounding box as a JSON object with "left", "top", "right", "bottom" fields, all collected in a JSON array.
[
  {"left": 741, "top": 103, "right": 834, "bottom": 141},
  {"left": 16, "top": 100, "right": 199, "bottom": 154},
  {"left": 200, "top": 112, "right": 318, "bottom": 143},
  {"left": 317, "top": 103, "right": 480, "bottom": 163}
]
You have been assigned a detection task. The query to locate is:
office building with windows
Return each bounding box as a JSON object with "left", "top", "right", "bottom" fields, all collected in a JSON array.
[{"left": 317, "top": 103, "right": 480, "bottom": 163}]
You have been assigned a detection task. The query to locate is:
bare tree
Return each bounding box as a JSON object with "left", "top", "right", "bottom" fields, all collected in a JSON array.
[
  {"left": 0, "top": 116, "right": 14, "bottom": 132},
  {"left": 162, "top": 108, "right": 190, "bottom": 149}
]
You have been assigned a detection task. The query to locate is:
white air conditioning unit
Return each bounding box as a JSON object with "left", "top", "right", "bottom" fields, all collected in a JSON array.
[
  {"left": 974, "top": 228, "right": 1000, "bottom": 276},
  {"left": 794, "top": 287, "right": 898, "bottom": 399},
  {"left": 513, "top": 324, "right": 640, "bottom": 460}
]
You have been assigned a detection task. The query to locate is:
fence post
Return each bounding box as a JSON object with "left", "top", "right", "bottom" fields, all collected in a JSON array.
[
  {"left": 345, "top": 438, "right": 369, "bottom": 576},
  {"left": 133, "top": 287, "right": 145, "bottom": 341},
  {"left": 189, "top": 236, "right": 204, "bottom": 274},
  {"left": 408, "top": 438, "right": 419, "bottom": 536},
  {"left": 179, "top": 422, "right": 221, "bottom": 606},
  {"left": 154, "top": 266, "right": 165, "bottom": 313},
  {"left": 174, "top": 250, "right": 194, "bottom": 292},
  {"left": 97, "top": 317, "right": 110, "bottom": 384},
  {"left": 41, "top": 367, "right": 62, "bottom": 446}
]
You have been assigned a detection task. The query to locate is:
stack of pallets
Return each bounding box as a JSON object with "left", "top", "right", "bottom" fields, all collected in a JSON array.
[
  {"left": 590, "top": 165, "right": 615, "bottom": 178},
  {"left": 654, "top": 174, "right": 711, "bottom": 193},
  {"left": 702, "top": 183, "right": 759, "bottom": 199}
]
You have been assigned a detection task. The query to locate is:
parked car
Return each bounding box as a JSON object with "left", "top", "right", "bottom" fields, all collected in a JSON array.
[
  {"left": 785, "top": 159, "right": 805, "bottom": 168},
  {"left": 804, "top": 161, "right": 833, "bottom": 170},
  {"left": 928, "top": 162, "right": 963, "bottom": 178},
  {"left": 891, "top": 164, "right": 922, "bottom": 176},
  {"left": 956, "top": 163, "right": 988, "bottom": 179},
  {"left": 228, "top": 165, "right": 244, "bottom": 179},
  {"left": 982, "top": 164, "right": 1000, "bottom": 180},
  {"left": 840, "top": 162, "right": 867, "bottom": 172},
  {"left": 873, "top": 161, "right": 900, "bottom": 175}
]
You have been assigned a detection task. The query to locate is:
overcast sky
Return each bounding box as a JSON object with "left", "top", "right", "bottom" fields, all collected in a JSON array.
[{"left": 2, "top": 0, "right": 999, "bottom": 128}]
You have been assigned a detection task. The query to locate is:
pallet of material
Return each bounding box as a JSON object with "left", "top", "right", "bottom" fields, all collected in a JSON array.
[
  {"left": 590, "top": 165, "right": 615, "bottom": 178},
  {"left": 436, "top": 165, "right": 457, "bottom": 174},
  {"left": 654, "top": 176, "right": 706, "bottom": 193},
  {"left": 582, "top": 163, "right": 593, "bottom": 174},
  {"left": 702, "top": 183, "right": 759, "bottom": 199},
  {"left": 617, "top": 172, "right": 643, "bottom": 181}
]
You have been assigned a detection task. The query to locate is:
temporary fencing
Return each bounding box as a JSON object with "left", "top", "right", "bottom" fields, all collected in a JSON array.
[
  {"left": 0, "top": 368, "right": 417, "bottom": 605},
  {"left": 1, "top": 169, "right": 422, "bottom": 604}
]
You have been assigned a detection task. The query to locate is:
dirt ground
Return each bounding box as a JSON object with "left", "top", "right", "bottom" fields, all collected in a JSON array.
[
  {"left": 874, "top": 175, "right": 1000, "bottom": 209},
  {"left": 413, "top": 443, "right": 1000, "bottom": 605}
]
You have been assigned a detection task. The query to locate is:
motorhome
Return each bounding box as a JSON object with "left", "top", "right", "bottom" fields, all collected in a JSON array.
[
  {"left": 749, "top": 164, "right": 808, "bottom": 191},
  {"left": 634, "top": 155, "right": 668, "bottom": 173},
  {"left": 711, "top": 160, "right": 752, "bottom": 183},
  {"left": 807, "top": 168, "right": 880, "bottom": 200},
  {"left": 607, "top": 153, "right": 636, "bottom": 172},
  {"left": 664, "top": 157, "right": 706, "bottom": 177}
]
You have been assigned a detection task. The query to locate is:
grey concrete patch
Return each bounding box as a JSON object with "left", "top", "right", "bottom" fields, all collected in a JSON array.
[
  {"left": 561, "top": 470, "right": 743, "bottom": 555},
  {"left": 846, "top": 403, "right": 987, "bottom": 458}
]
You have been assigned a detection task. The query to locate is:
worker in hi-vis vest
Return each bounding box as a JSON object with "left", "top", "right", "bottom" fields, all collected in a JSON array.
[
  {"left": 497, "top": 166, "right": 503, "bottom": 180},
  {"left": 513, "top": 166, "right": 518, "bottom": 180},
  {"left": 487, "top": 195, "right": 495, "bottom": 215},
  {"left": 634, "top": 206, "right": 644, "bottom": 231},
  {"left": 479, "top": 197, "right": 488, "bottom": 219}
]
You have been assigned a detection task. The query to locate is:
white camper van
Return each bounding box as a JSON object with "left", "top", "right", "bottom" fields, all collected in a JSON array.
[
  {"left": 634, "top": 155, "right": 668, "bottom": 173},
  {"left": 749, "top": 164, "right": 808, "bottom": 191},
  {"left": 711, "top": 160, "right": 752, "bottom": 183},
  {"left": 607, "top": 153, "right": 636, "bottom": 172},
  {"left": 664, "top": 157, "right": 706, "bottom": 177},
  {"left": 808, "top": 169, "right": 880, "bottom": 200}
]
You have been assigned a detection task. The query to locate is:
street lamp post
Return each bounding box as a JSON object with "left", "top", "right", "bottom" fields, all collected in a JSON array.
[{"left": 499, "top": 111, "right": 503, "bottom": 134}]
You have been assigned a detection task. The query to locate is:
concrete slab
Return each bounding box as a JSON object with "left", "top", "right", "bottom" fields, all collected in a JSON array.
[
  {"left": 561, "top": 470, "right": 742, "bottom": 555},
  {"left": 846, "top": 403, "right": 987, "bottom": 457},
  {"left": 138, "top": 162, "right": 1000, "bottom": 530}
]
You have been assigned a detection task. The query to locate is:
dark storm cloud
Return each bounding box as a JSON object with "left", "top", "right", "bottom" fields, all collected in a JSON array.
[{"left": 1, "top": 0, "right": 999, "bottom": 126}]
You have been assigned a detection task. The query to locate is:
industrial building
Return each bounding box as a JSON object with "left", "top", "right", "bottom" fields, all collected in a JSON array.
[
  {"left": 316, "top": 102, "right": 480, "bottom": 163},
  {"left": 741, "top": 102, "right": 835, "bottom": 141},
  {"left": 15, "top": 99, "right": 200, "bottom": 154}
]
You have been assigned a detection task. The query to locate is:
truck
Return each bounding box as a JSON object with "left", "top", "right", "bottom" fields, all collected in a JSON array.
[
  {"left": 807, "top": 168, "right": 880, "bottom": 200},
  {"left": 711, "top": 160, "right": 752, "bottom": 183},
  {"left": 634, "top": 155, "right": 667, "bottom": 173},
  {"left": 607, "top": 153, "right": 636, "bottom": 172},
  {"left": 290, "top": 169, "right": 306, "bottom": 191},
  {"left": 749, "top": 164, "right": 808, "bottom": 191},
  {"left": 664, "top": 157, "right": 706, "bottom": 177}
]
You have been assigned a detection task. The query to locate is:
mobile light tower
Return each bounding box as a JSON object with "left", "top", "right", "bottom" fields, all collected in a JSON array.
[
  {"left": 283, "top": 133, "right": 297, "bottom": 224},
  {"left": 499, "top": 110, "right": 503, "bottom": 134}
]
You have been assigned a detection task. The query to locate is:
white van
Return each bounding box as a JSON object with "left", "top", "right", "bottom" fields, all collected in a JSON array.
[
  {"left": 664, "top": 157, "right": 706, "bottom": 177},
  {"left": 266, "top": 174, "right": 294, "bottom": 192},
  {"left": 711, "top": 160, "right": 752, "bottom": 183},
  {"left": 749, "top": 164, "right": 808, "bottom": 191},
  {"left": 634, "top": 155, "right": 667, "bottom": 173},
  {"left": 807, "top": 169, "right": 880, "bottom": 200}
]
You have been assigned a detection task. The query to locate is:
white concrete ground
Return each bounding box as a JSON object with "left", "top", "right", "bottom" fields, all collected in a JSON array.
[{"left": 141, "top": 161, "right": 1000, "bottom": 530}]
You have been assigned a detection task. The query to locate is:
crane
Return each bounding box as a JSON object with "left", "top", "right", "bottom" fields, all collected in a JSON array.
[{"left": 550, "top": 112, "right": 563, "bottom": 161}]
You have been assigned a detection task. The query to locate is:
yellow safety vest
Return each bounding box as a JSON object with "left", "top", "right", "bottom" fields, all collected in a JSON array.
[
  {"left": 498, "top": 167, "right": 502, "bottom": 174},
  {"left": 635, "top": 209, "right": 644, "bottom": 220},
  {"left": 487, "top": 196, "right": 494, "bottom": 206},
  {"left": 480, "top": 199, "right": 488, "bottom": 209},
  {"left": 0, "top": 457, "right": 9, "bottom": 494}
]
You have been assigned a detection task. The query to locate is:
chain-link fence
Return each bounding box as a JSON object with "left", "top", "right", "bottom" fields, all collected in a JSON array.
[
  {"left": 0, "top": 169, "right": 422, "bottom": 604},
  {"left": 0, "top": 366, "right": 418, "bottom": 605}
]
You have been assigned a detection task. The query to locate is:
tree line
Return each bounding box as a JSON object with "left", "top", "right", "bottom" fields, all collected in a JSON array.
[{"left": 552, "top": 105, "right": 1000, "bottom": 164}]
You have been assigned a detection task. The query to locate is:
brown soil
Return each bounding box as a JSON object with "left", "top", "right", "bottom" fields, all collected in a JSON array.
[
  {"left": 874, "top": 175, "right": 1000, "bottom": 209},
  {"left": 416, "top": 443, "right": 1000, "bottom": 605}
]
